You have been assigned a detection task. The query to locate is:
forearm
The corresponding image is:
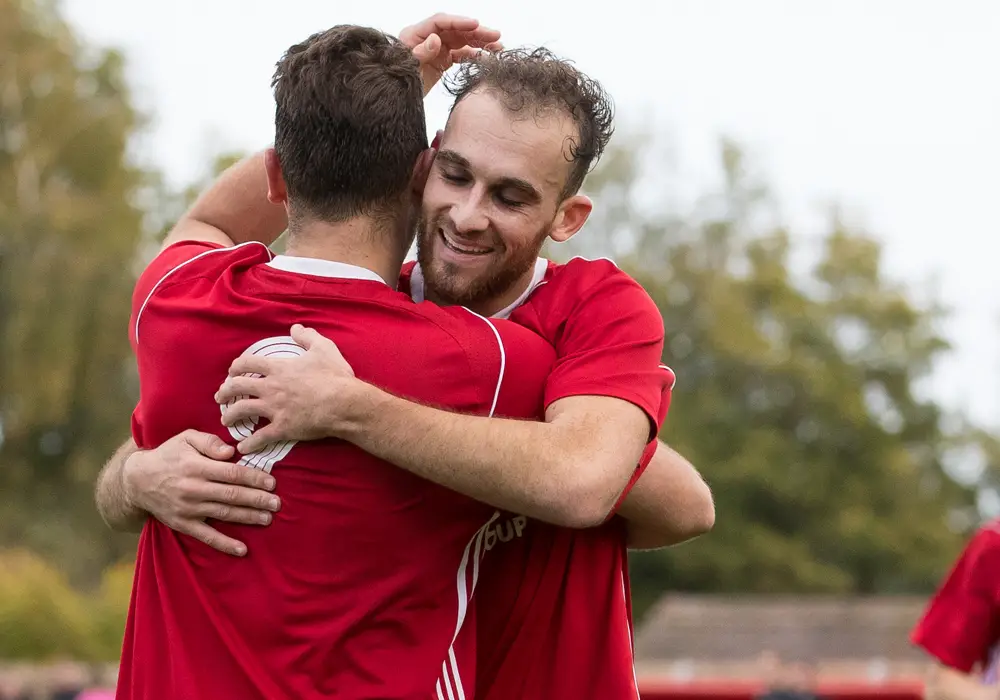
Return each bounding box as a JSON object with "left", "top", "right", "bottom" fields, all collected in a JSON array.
[
  {"left": 618, "top": 441, "right": 714, "bottom": 550},
  {"left": 182, "top": 150, "right": 288, "bottom": 246},
  {"left": 94, "top": 438, "right": 147, "bottom": 532},
  {"left": 925, "top": 665, "right": 997, "bottom": 700},
  {"left": 340, "top": 387, "right": 643, "bottom": 528}
]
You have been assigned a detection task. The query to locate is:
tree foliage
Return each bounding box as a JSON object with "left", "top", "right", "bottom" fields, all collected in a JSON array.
[{"left": 570, "top": 138, "right": 987, "bottom": 618}]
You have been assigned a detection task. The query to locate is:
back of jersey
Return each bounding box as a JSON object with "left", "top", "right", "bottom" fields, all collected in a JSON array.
[{"left": 118, "top": 242, "right": 555, "bottom": 700}]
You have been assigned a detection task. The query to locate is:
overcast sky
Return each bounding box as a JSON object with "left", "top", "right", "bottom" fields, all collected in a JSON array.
[{"left": 63, "top": 0, "right": 1000, "bottom": 428}]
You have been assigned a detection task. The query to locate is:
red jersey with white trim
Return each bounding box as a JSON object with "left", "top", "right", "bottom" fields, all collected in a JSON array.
[
  {"left": 912, "top": 521, "right": 1000, "bottom": 679},
  {"left": 402, "top": 257, "right": 673, "bottom": 699},
  {"left": 118, "top": 241, "right": 555, "bottom": 700}
]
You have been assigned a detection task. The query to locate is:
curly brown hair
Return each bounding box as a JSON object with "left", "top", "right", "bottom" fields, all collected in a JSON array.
[
  {"left": 443, "top": 47, "right": 614, "bottom": 198},
  {"left": 272, "top": 25, "right": 428, "bottom": 225}
]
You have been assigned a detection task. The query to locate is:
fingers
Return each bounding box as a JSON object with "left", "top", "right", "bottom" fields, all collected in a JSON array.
[
  {"left": 179, "top": 520, "right": 248, "bottom": 557},
  {"left": 228, "top": 354, "right": 273, "bottom": 378},
  {"left": 220, "top": 398, "right": 271, "bottom": 427},
  {"left": 194, "top": 501, "right": 275, "bottom": 527},
  {"left": 439, "top": 27, "right": 501, "bottom": 51},
  {"left": 449, "top": 47, "right": 482, "bottom": 64},
  {"left": 200, "top": 460, "right": 276, "bottom": 492},
  {"left": 411, "top": 32, "right": 442, "bottom": 65},
  {"left": 189, "top": 479, "right": 280, "bottom": 513},
  {"left": 399, "top": 13, "right": 480, "bottom": 48},
  {"left": 180, "top": 429, "right": 235, "bottom": 459},
  {"left": 216, "top": 375, "right": 267, "bottom": 404},
  {"left": 237, "top": 425, "right": 282, "bottom": 455}
]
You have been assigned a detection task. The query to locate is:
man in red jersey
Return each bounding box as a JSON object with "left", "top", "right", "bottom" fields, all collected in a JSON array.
[
  {"left": 111, "top": 24, "right": 559, "bottom": 700},
  {"left": 97, "top": 17, "right": 714, "bottom": 700},
  {"left": 912, "top": 520, "right": 1000, "bottom": 700}
]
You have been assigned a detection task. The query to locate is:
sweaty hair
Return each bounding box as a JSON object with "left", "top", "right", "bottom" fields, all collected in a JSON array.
[
  {"left": 272, "top": 25, "right": 428, "bottom": 225},
  {"left": 443, "top": 47, "right": 614, "bottom": 198}
]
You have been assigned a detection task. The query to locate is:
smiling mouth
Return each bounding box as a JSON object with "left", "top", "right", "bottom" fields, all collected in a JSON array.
[{"left": 440, "top": 229, "right": 493, "bottom": 256}]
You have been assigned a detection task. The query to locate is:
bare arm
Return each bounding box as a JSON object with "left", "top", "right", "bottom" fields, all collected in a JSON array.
[
  {"left": 924, "top": 664, "right": 997, "bottom": 700},
  {"left": 343, "top": 390, "right": 649, "bottom": 528},
  {"left": 218, "top": 327, "right": 650, "bottom": 528},
  {"left": 93, "top": 431, "right": 281, "bottom": 556},
  {"left": 160, "top": 150, "right": 288, "bottom": 250},
  {"left": 619, "top": 440, "right": 714, "bottom": 550},
  {"left": 95, "top": 439, "right": 146, "bottom": 532}
]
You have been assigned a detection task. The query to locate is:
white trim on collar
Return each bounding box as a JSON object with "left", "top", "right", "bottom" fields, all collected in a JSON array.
[
  {"left": 266, "top": 255, "right": 387, "bottom": 285},
  {"left": 409, "top": 257, "right": 549, "bottom": 318}
]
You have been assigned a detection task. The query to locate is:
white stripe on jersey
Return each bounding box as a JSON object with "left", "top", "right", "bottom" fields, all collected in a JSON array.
[
  {"left": 134, "top": 241, "right": 272, "bottom": 346},
  {"left": 436, "top": 311, "right": 507, "bottom": 699}
]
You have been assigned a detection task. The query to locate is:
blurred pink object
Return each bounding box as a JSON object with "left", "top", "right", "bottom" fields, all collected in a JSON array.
[{"left": 76, "top": 690, "right": 116, "bottom": 700}]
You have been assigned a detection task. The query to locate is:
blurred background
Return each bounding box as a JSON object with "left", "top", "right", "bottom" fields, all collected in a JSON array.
[{"left": 2, "top": 0, "right": 998, "bottom": 697}]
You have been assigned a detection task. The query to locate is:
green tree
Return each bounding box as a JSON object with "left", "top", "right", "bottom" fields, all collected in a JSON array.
[
  {"left": 0, "top": 0, "right": 156, "bottom": 582},
  {"left": 568, "top": 139, "right": 983, "bottom": 618}
]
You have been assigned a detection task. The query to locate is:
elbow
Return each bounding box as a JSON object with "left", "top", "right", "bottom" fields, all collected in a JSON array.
[
  {"left": 687, "top": 482, "right": 716, "bottom": 537},
  {"left": 550, "top": 458, "right": 633, "bottom": 529}
]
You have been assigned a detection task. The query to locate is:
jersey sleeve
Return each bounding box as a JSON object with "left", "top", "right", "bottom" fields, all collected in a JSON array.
[
  {"left": 536, "top": 261, "right": 668, "bottom": 438},
  {"left": 609, "top": 367, "right": 676, "bottom": 514},
  {"left": 129, "top": 241, "right": 226, "bottom": 344},
  {"left": 128, "top": 241, "right": 225, "bottom": 446},
  {"left": 911, "top": 527, "right": 1000, "bottom": 672}
]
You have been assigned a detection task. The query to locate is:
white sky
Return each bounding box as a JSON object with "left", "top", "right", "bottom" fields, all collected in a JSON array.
[{"left": 64, "top": 0, "right": 1000, "bottom": 427}]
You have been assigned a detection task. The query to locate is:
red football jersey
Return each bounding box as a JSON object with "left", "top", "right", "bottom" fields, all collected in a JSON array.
[
  {"left": 912, "top": 521, "right": 1000, "bottom": 679},
  {"left": 119, "top": 241, "right": 555, "bottom": 700},
  {"left": 404, "top": 257, "right": 673, "bottom": 699}
]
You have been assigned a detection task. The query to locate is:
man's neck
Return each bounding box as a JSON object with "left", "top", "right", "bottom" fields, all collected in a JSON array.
[
  {"left": 424, "top": 261, "right": 541, "bottom": 318},
  {"left": 284, "top": 218, "right": 406, "bottom": 288}
]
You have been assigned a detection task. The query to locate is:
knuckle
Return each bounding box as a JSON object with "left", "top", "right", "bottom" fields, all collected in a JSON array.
[
  {"left": 214, "top": 504, "right": 231, "bottom": 521},
  {"left": 222, "top": 485, "right": 240, "bottom": 503}
]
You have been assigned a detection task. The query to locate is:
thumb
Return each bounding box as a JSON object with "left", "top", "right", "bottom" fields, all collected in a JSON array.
[
  {"left": 183, "top": 431, "right": 235, "bottom": 459},
  {"left": 290, "top": 323, "right": 327, "bottom": 350},
  {"left": 412, "top": 33, "right": 441, "bottom": 64}
]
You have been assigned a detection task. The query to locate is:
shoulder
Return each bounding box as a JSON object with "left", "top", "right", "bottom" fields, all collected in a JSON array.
[
  {"left": 521, "top": 256, "right": 662, "bottom": 344},
  {"left": 966, "top": 521, "right": 1000, "bottom": 559},
  {"left": 132, "top": 241, "right": 273, "bottom": 345},
  {"left": 540, "top": 257, "right": 658, "bottom": 316},
  {"left": 138, "top": 240, "right": 272, "bottom": 296}
]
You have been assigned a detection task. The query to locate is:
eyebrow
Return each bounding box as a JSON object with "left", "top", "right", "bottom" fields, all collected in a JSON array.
[{"left": 437, "top": 149, "right": 542, "bottom": 203}]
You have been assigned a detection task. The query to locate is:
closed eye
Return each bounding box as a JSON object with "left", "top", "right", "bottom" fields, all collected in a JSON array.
[{"left": 441, "top": 172, "right": 470, "bottom": 185}]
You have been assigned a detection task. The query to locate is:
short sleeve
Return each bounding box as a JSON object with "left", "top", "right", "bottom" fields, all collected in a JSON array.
[
  {"left": 130, "top": 241, "right": 226, "bottom": 346},
  {"left": 911, "top": 527, "right": 1000, "bottom": 672},
  {"left": 608, "top": 371, "right": 675, "bottom": 515},
  {"left": 519, "top": 261, "right": 668, "bottom": 439}
]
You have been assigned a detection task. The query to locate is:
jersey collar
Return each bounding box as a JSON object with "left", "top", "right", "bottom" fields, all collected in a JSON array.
[
  {"left": 266, "top": 255, "right": 387, "bottom": 285},
  {"left": 410, "top": 257, "right": 549, "bottom": 319}
]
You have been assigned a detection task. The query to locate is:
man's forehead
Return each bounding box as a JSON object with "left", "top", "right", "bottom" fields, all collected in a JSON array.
[{"left": 441, "top": 93, "right": 574, "bottom": 190}]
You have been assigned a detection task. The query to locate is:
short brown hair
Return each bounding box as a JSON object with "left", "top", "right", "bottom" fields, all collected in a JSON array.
[
  {"left": 443, "top": 47, "right": 614, "bottom": 197},
  {"left": 272, "top": 25, "right": 428, "bottom": 224}
]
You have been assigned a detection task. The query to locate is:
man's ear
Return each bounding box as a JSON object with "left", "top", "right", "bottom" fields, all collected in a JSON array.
[
  {"left": 548, "top": 195, "right": 593, "bottom": 243},
  {"left": 264, "top": 148, "right": 288, "bottom": 205},
  {"left": 410, "top": 147, "right": 435, "bottom": 197}
]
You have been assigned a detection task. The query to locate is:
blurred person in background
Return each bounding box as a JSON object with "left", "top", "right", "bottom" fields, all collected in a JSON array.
[
  {"left": 912, "top": 520, "right": 1000, "bottom": 700},
  {"left": 755, "top": 658, "right": 825, "bottom": 700}
]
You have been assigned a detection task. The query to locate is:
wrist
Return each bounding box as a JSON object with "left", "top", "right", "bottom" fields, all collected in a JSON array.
[
  {"left": 120, "top": 449, "right": 145, "bottom": 511},
  {"left": 335, "top": 380, "right": 390, "bottom": 441}
]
